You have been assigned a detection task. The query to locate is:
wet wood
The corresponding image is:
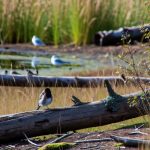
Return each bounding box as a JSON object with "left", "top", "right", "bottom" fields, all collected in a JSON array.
[
  {"left": 94, "top": 25, "right": 150, "bottom": 46},
  {"left": 0, "top": 80, "right": 149, "bottom": 142},
  {"left": 0, "top": 74, "right": 150, "bottom": 87},
  {"left": 111, "top": 135, "right": 150, "bottom": 147}
]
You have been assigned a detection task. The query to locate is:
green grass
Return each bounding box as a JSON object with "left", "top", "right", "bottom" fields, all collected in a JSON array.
[
  {"left": 79, "top": 115, "right": 150, "bottom": 133},
  {"left": 38, "top": 142, "right": 75, "bottom": 150},
  {"left": 0, "top": 0, "right": 149, "bottom": 45}
]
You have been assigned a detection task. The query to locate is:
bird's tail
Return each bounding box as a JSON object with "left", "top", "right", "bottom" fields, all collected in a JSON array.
[{"left": 36, "top": 105, "right": 40, "bottom": 110}]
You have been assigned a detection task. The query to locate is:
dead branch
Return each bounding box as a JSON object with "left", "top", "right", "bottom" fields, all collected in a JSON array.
[{"left": 111, "top": 135, "right": 150, "bottom": 147}]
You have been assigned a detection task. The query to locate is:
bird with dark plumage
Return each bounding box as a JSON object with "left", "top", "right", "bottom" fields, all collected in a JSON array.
[
  {"left": 36, "top": 88, "right": 53, "bottom": 110},
  {"left": 26, "top": 69, "right": 38, "bottom": 76}
]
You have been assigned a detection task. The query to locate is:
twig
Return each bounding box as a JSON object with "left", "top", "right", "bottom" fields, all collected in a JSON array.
[
  {"left": 128, "top": 124, "right": 148, "bottom": 135},
  {"left": 23, "top": 132, "right": 41, "bottom": 147},
  {"left": 49, "top": 131, "right": 74, "bottom": 144},
  {"left": 134, "top": 124, "right": 144, "bottom": 131},
  {"left": 75, "top": 138, "right": 113, "bottom": 144},
  {"left": 128, "top": 131, "right": 148, "bottom": 135}
]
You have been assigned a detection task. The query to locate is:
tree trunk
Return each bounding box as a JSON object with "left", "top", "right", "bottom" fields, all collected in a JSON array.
[
  {"left": 0, "top": 74, "right": 150, "bottom": 87},
  {"left": 0, "top": 80, "right": 149, "bottom": 143}
]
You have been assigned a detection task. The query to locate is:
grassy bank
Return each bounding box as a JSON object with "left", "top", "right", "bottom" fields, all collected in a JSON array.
[{"left": 0, "top": 0, "right": 149, "bottom": 46}]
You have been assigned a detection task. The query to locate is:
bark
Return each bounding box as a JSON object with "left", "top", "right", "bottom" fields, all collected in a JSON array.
[
  {"left": 94, "top": 25, "right": 150, "bottom": 46},
  {"left": 0, "top": 74, "right": 150, "bottom": 87},
  {"left": 0, "top": 80, "right": 149, "bottom": 143},
  {"left": 111, "top": 135, "right": 150, "bottom": 147}
]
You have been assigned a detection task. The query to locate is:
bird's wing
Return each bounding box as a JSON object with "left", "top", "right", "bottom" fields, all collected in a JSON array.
[
  {"left": 35, "top": 38, "right": 45, "bottom": 45},
  {"left": 39, "top": 90, "right": 45, "bottom": 99},
  {"left": 55, "top": 58, "right": 70, "bottom": 64}
]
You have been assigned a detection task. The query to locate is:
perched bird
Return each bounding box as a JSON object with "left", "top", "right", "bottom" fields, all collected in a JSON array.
[
  {"left": 4, "top": 70, "right": 8, "bottom": 75},
  {"left": 10, "top": 70, "right": 21, "bottom": 75},
  {"left": 36, "top": 88, "right": 53, "bottom": 110},
  {"left": 51, "top": 55, "right": 71, "bottom": 66},
  {"left": 26, "top": 69, "right": 38, "bottom": 76},
  {"left": 32, "top": 35, "right": 45, "bottom": 46}
]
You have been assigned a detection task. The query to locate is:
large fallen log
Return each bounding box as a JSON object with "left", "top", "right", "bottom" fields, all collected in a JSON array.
[
  {"left": 0, "top": 74, "right": 150, "bottom": 87},
  {"left": 0, "top": 80, "right": 149, "bottom": 143},
  {"left": 94, "top": 25, "right": 150, "bottom": 46}
]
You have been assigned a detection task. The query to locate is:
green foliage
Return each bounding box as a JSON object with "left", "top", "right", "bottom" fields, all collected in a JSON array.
[
  {"left": 0, "top": 0, "right": 149, "bottom": 45},
  {"left": 114, "top": 142, "right": 124, "bottom": 147},
  {"left": 38, "top": 142, "right": 75, "bottom": 150}
]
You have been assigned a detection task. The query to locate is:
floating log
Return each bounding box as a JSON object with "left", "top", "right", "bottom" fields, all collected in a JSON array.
[
  {"left": 0, "top": 80, "right": 149, "bottom": 143},
  {"left": 0, "top": 74, "right": 150, "bottom": 87},
  {"left": 94, "top": 25, "right": 150, "bottom": 46}
]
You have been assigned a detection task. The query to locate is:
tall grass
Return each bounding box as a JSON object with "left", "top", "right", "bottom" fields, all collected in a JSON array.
[
  {"left": 0, "top": 85, "right": 141, "bottom": 115},
  {"left": 0, "top": 0, "right": 149, "bottom": 45}
]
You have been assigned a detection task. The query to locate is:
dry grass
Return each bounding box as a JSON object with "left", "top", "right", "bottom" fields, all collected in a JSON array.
[
  {"left": 0, "top": 0, "right": 149, "bottom": 45},
  {"left": 0, "top": 84, "right": 141, "bottom": 115}
]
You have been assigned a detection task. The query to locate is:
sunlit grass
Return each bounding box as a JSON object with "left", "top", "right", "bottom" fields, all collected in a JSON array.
[
  {"left": 0, "top": 0, "right": 149, "bottom": 45},
  {"left": 79, "top": 115, "right": 150, "bottom": 133},
  {"left": 0, "top": 84, "right": 142, "bottom": 115}
]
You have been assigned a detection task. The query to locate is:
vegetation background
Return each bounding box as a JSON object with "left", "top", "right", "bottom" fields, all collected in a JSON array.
[{"left": 0, "top": 0, "right": 149, "bottom": 46}]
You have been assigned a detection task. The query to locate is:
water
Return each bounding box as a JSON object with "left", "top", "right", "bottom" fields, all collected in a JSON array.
[{"left": 0, "top": 48, "right": 122, "bottom": 76}]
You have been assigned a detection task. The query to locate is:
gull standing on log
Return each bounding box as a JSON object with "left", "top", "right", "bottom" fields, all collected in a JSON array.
[
  {"left": 32, "top": 35, "right": 45, "bottom": 46},
  {"left": 36, "top": 88, "right": 53, "bottom": 110},
  {"left": 51, "top": 55, "right": 71, "bottom": 66}
]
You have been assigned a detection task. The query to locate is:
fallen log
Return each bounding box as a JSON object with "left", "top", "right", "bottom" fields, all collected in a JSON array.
[
  {"left": 0, "top": 80, "right": 149, "bottom": 143},
  {"left": 94, "top": 25, "right": 150, "bottom": 46},
  {"left": 0, "top": 74, "right": 150, "bottom": 87},
  {"left": 111, "top": 135, "right": 150, "bottom": 147}
]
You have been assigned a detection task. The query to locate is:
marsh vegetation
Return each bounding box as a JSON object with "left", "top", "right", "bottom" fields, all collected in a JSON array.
[{"left": 0, "top": 0, "right": 149, "bottom": 45}]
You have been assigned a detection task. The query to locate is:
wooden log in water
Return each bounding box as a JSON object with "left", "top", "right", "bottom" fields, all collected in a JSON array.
[
  {"left": 0, "top": 74, "right": 150, "bottom": 87},
  {"left": 0, "top": 80, "right": 149, "bottom": 142}
]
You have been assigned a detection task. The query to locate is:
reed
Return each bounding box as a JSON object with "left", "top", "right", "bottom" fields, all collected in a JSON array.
[{"left": 0, "top": 0, "right": 149, "bottom": 45}]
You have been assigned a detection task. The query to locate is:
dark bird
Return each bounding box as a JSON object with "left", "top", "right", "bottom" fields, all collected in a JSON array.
[
  {"left": 4, "top": 70, "right": 8, "bottom": 75},
  {"left": 36, "top": 88, "right": 53, "bottom": 110},
  {"left": 26, "top": 69, "right": 38, "bottom": 76},
  {"left": 10, "top": 70, "right": 21, "bottom": 75}
]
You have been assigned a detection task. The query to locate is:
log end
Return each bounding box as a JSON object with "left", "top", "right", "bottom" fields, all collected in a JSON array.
[{"left": 104, "top": 80, "right": 126, "bottom": 112}]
